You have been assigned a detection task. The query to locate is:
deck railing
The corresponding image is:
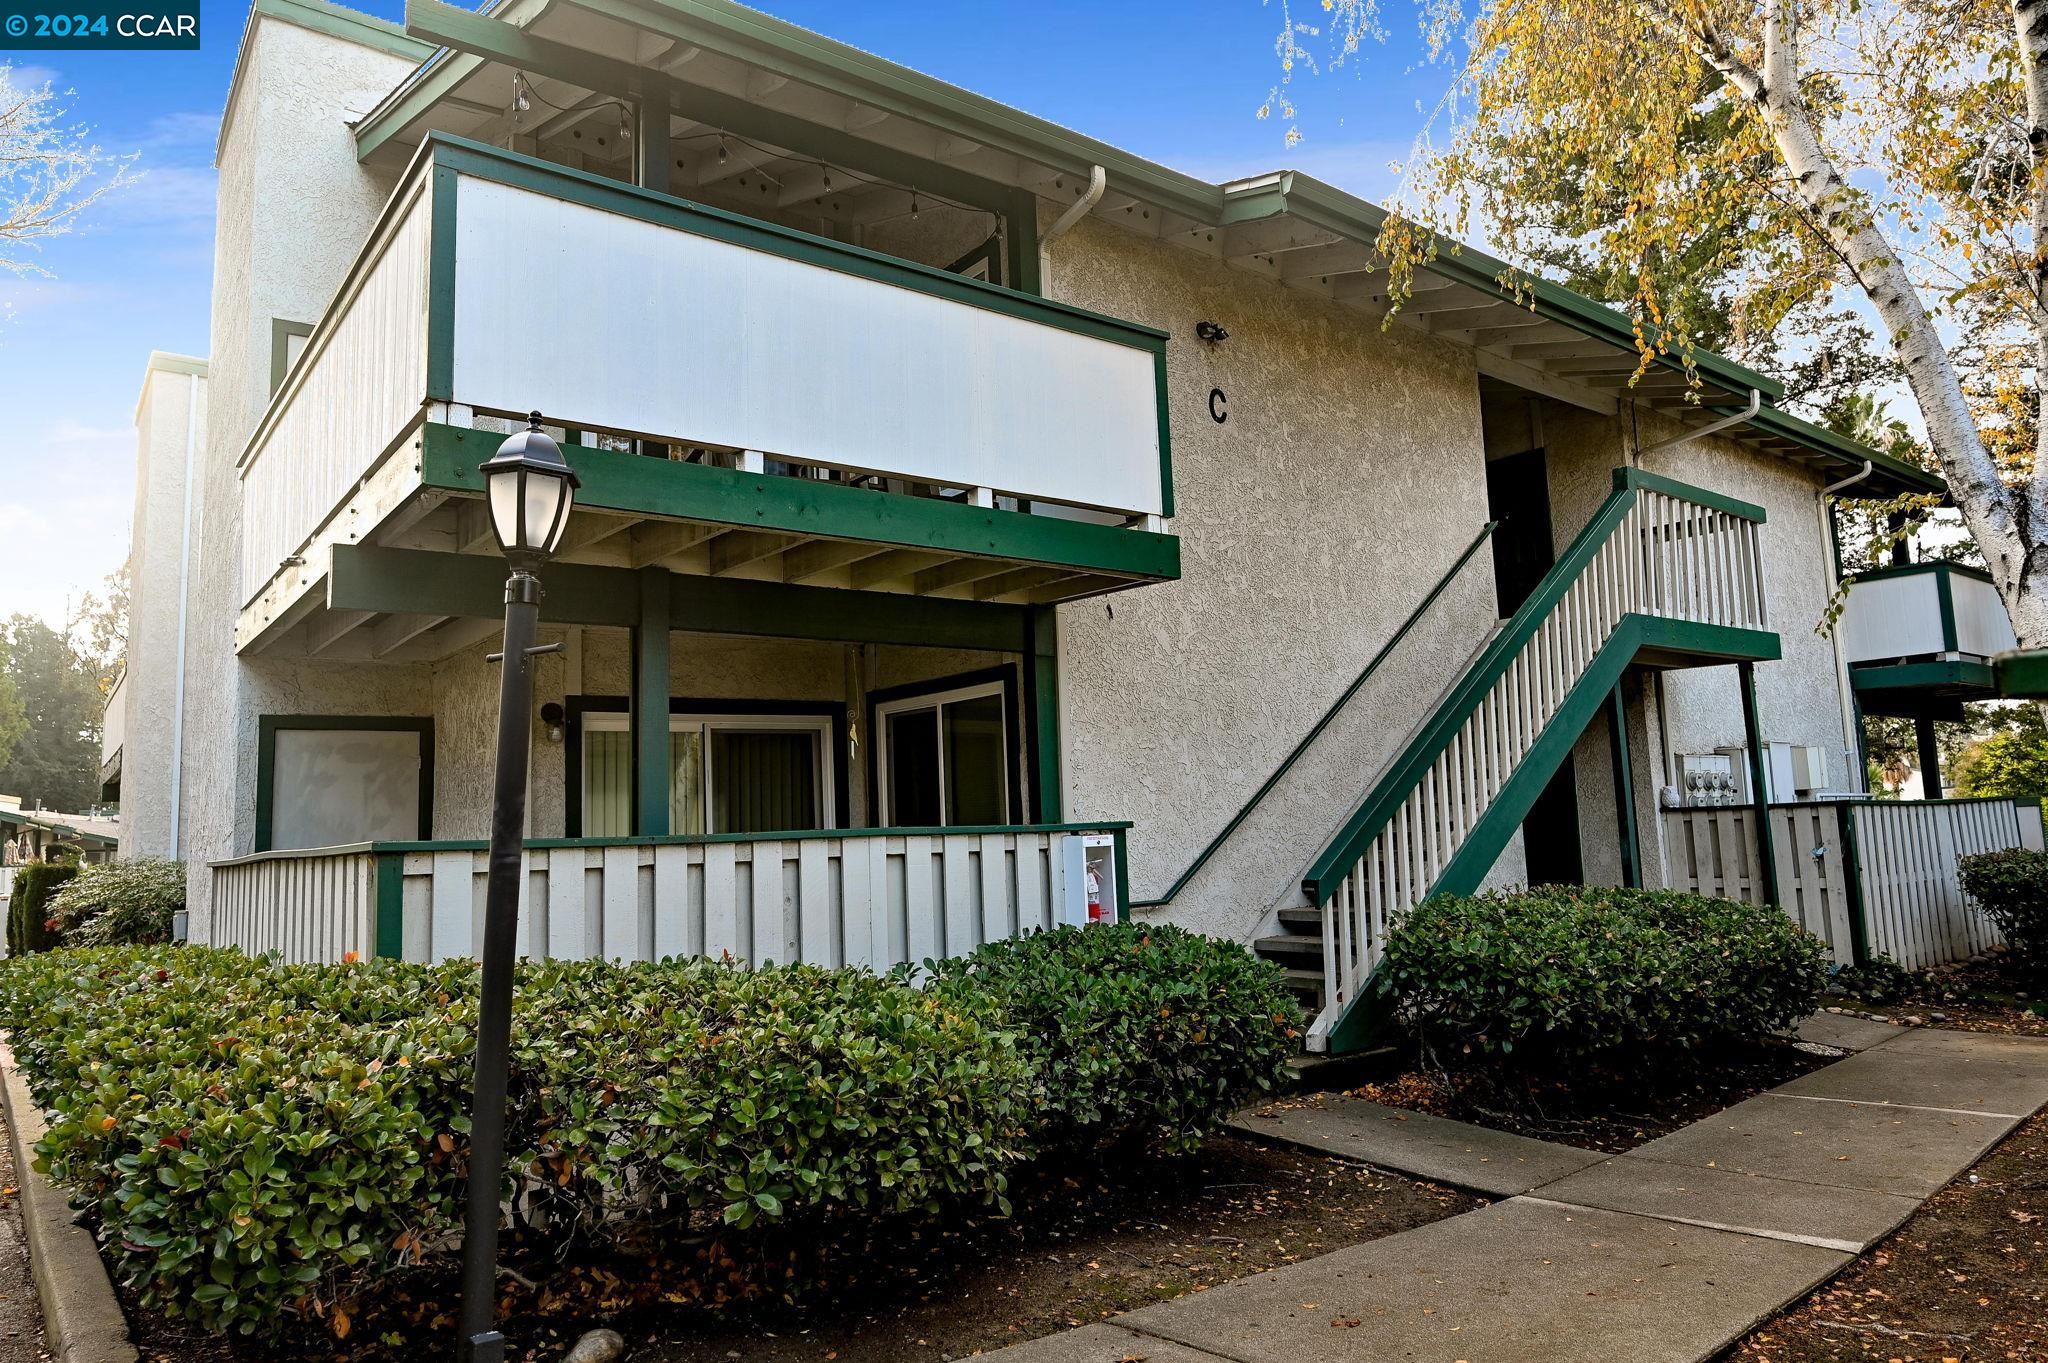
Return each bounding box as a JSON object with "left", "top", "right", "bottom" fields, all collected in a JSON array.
[
  {"left": 1839, "top": 562, "right": 2017, "bottom": 665},
  {"left": 236, "top": 134, "right": 1169, "bottom": 613},
  {"left": 208, "top": 823, "right": 1129, "bottom": 968},
  {"left": 1662, "top": 797, "right": 2045, "bottom": 970}
]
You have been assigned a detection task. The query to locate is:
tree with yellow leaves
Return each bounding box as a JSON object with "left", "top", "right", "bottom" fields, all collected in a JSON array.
[{"left": 1277, "top": 0, "right": 2048, "bottom": 641}]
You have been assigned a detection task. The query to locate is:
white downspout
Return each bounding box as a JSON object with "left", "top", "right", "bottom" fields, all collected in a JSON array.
[
  {"left": 1820, "top": 459, "right": 1875, "bottom": 793},
  {"left": 1037, "top": 165, "right": 1105, "bottom": 295},
  {"left": 167, "top": 373, "right": 199, "bottom": 857},
  {"left": 1637, "top": 387, "right": 1762, "bottom": 455}
]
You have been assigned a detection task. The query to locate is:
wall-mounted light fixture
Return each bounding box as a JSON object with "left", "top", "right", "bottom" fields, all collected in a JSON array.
[
  {"left": 539, "top": 702, "right": 565, "bottom": 744},
  {"left": 1194, "top": 320, "right": 1230, "bottom": 344}
]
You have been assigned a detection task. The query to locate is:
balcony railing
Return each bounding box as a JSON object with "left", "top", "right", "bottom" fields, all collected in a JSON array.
[
  {"left": 1840, "top": 562, "right": 2017, "bottom": 668},
  {"left": 237, "top": 135, "right": 1173, "bottom": 618},
  {"left": 209, "top": 823, "right": 1129, "bottom": 968}
]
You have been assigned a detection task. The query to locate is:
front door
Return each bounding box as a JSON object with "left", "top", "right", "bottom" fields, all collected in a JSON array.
[{"left": 1486, "top": 448, "right": 1555, "bottom": 618}]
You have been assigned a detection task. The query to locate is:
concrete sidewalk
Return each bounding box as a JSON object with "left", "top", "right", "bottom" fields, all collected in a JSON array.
[{"left": 984, "top": 1023, "right": 2048, "bottom": 1363}]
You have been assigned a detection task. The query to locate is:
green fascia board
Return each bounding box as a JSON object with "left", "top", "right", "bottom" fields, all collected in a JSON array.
[
  {"left": 421, "top": 135, "right": 1167, "bottom": 352},
  {"left": 419, "top": 425, "right": 1178, "bottom": 581},
  {"left": 1742, "top": 404, "right": 1947, "bottom": 500},
  {"left": 1997, "top": 647, "right": 2048, "bottom": 699},
  {"left": 1850, "top": 660, "right": 2000, "bottom": 693},
  {"left": 1227, "top": 172, "right": 1784, "bottom": 405},
  {"left": 1845, "top": 560, "right": 1995, "bottom": 587},
  {"left": 326, "top": 544, "right": 1039, "bottom": 652},
  {"left": 1615, "top": 466, "right": 1765, "bottom": 522}
]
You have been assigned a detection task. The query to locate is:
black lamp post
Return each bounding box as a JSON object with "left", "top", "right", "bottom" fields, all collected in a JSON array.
[{"left": 458, "top": 413, "right": 579, "bottom": 1363}]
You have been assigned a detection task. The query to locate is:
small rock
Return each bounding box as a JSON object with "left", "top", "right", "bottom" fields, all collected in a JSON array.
[
  {"left": 1931, "top": 1012, "right": 1949, "bottom": 1022},
  {"left": 563, "top": 1329, "right": 627, "bottom": 1363},
  {"left": 1903, "top": 1015, "right": 1925, "bottom": 1026}
]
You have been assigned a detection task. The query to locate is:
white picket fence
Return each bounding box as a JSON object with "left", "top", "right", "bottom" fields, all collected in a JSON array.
[
  {"left": 209, "top": 825, "right": 1125, "bottom": 969},
  {"left": 1662, "top": 798, "right": 2045, "bottom": 970}
]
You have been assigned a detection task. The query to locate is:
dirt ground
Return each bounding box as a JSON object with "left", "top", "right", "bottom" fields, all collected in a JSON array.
[
  {"left": 1350, "top": 1036, "right": 1831, "bottom": 1153},
  {"left": 0, "top": 1131, "right": 49, "bottom": 1362},
  {"left": 1721, "top": 1108, "right": 2048, "bottom": 1363},
  {"left": 1833, "top": 953, "right": 2048, "bottom": 1038},
  {"left": 126, "top": 1135, "right": 1476, "bottom": 1363}
]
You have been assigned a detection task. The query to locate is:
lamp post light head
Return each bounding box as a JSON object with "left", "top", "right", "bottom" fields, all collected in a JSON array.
[{"left": 481, "top": 411, "right": 580, "bottom": 567}]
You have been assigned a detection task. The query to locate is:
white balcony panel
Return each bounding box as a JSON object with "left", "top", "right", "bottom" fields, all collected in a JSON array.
[
  {"left": 1839, "top": 572, "right": 1944, "bottom": 664},
  {"left": 238, "top": 185, "right": 432, "bottom": 606},
  {"left": 1952, "top": 573, "right": 2018, "bottom": 657},
  {"left": 447, "top": 175, "right": 1164, "bottom": 517}
]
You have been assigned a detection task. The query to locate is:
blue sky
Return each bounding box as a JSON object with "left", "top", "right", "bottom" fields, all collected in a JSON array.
[{"left": 0, "top": 0, "right": 1451, "bottom": 630}]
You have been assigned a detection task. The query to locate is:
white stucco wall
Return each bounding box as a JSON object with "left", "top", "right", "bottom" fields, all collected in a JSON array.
[
  {"left": 1042, "top": 216, "right": 1507, "bottom": 941},
  {"left": 118, "top": 357, "right": 206, "bottom": 860},
  {"left": 180, "top": 15, "right": 424, "bottom": 937}
]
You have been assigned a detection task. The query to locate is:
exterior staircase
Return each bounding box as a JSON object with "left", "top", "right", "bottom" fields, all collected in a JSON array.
[{"left": 1256, "top": 468, "right": 1779, "bottom": 1054}]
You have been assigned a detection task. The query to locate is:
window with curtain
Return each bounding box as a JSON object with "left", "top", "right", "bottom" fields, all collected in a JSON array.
[
  {"left": 579, "top": 710, "right": 831, "bottom": 836},
  {"left": 876, "top": 680, "right": 1012, "bottom": 826}
]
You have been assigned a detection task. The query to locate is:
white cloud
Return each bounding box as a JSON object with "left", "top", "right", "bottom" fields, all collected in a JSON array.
[
  {"left": 0, "top": 420, "right": 134, "bottom": 630},
  {"left": 99, "top": 164, "right": 217, "bottom": 231},
  {"left": 139, "top": 111, "right": 220, "bottom": 150},
  {"left": 1, "top": 64, "right": 62, "bottom": 91}
]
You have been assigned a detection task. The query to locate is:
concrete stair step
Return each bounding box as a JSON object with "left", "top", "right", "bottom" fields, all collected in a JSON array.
[{"left": 1253, "top": 933, "right": 1324, "bottom": 959}]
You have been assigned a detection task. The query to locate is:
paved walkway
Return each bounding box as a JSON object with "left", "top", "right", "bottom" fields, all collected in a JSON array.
[{"left": 983, "top": 1020, "right": 2048, "bottom": 1363}]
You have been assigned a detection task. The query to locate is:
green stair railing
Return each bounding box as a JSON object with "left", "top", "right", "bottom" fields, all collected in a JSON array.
[{"left": 1303, "top": 468, "right": 1778, "bottom": 1053}]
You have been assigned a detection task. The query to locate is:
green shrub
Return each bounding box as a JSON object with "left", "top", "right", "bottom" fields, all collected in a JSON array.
[
  {"left": 1958, "top": 846, "right": 2048, "bottom": 975},
  {"left": 1830, "top": 953, "right": 1917, "bottom": 1005},
  {"left": 927, "top": 923, "right": 1299, "bottom": 1157},
  {"left": 6, "top": 860, "right": 76, "bottom": 956},
  {"left": 46, "top": 858, "right": 184, "bottom": 946},
  {"left": 1374, "top": 887, "right": 1829, "bottom": 1066},
  {"left": 0, "top": 947, "right": 1028, "bottom": 1338}
]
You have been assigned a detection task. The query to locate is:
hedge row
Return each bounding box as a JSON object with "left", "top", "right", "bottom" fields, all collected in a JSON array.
[
  {"left": 0, "top": 924, "right": 1294, "bottom": 1338},
  {"left": 1373, "top": 886, "right": 1829, "bottom": 1064}
]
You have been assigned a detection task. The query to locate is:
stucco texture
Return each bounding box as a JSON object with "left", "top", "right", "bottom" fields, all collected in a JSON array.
[{"left": 1043, "top": 215, "right": 1506, "bottom": 940}]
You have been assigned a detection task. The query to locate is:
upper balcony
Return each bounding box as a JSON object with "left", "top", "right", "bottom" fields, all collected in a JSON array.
[
  {"left": 1840, "top": 562, "right": 2017, "bottom": 715},
  {"left": 236, "top": 136, "right": 1178, "bottom": 657}
]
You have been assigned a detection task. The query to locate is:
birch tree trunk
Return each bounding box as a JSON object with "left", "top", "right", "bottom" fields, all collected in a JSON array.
[{"left": 1685, "top": 0, "right": 2048, "bottom": 644}]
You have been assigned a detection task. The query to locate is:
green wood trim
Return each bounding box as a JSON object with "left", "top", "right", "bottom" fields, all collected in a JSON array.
[
  {"left": 258, "top": 0, "right": 435, "bottom": 59},
  {"left": 1613, "top": 466, "right": 1766, "bottom": 522},
  {"left": 328, "top": 545, "right": 1036, "bottom": 652},
  {"left": 1844, "top": 560, "right": 1996, "bottom": 586},
  {"left": 1739, "top": 661, "right": 1780, "bottom": 904},
  {"left": 418, "top": 425, "right": 1179, "bottom": 581},
  {"left": 632, "top": 568, "right": 672, "bottom": 837},
  {"left": 1025, "top": 607, "right": 1063, "bottom": 823},
  {"left": 1607, "top": 681, "right": 1640, "bottom": 890},
  {"left": 1934, "top": 566, "right": 1960, "bottom": 652},
  {"left": 1111, "top": 827, "right": 1131, "bottom": 924},
  {"left": 1850, "top": 660, "right": 2000, "bottom": 693},
  {"left": 1132, "top": 520, "right": 1498, "bottom": 910},
  {"left": 1746, "top": 404, "right": 1947, "bottom": 499},
  {"left": 425, "top": 162, "right": 458, "bottom": 401},
  {"left": 233, "top": 821, "right": 1136, "bottom": 857},
  {"left": 374, "top": 853, "right": 405, "bottom": 959},
  {"left": 255, "top": 715, "right": 435, "bottom": 853},
  {"left": 1834, "top": 802, "right": 1870, "bottom": 967},
  {"left": 268, "top": 320, "right": 313, "bottom": 396},
  {"left": 1998, "top": 647, "right": 2048, "bottom": 699}
]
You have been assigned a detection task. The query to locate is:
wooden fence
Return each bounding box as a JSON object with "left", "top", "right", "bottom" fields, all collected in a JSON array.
[
  {"left": 209, "top": 823, "right": 1129, "bottom": 969},
  {"left": 1662, "top": 798, "right": 2044, "bottom": 970}
]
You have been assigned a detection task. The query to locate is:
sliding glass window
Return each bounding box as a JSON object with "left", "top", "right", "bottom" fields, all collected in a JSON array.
[
  {"left": 876, "top": 681, "right": 1011, "bottom": 826},
  {"left": 580, "top": 711, "right": 834, "bottom": 836}
]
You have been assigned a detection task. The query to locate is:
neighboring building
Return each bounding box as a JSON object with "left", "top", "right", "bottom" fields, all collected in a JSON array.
[
  {"left": 0, "top": 797, "right": 119, "bottom": 866},
  {"left": 103, "top": 352, "right": 210, "bottom": 858},
  {"left": 117, "top": 0, "right": 2000, "bottom": 1051}
]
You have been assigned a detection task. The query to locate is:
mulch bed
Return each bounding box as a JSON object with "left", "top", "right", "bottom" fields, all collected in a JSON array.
[
  {"left": 1833, "top": 952, "right": 2048, "bottom": 1038},
  {"left": 122, "top": 1135, "right": 1477, "bottom": 1363},
  {"left": 1719, "top": 1107, "right": 2048, "bottom": 1363},
  {"left": 1352, "top": 1037, "right": 1833, "bottom": 1153}
]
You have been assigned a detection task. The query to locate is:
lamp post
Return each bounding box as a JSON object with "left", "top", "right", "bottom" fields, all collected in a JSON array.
[{"left": 458, "top": 413, "right": 579, "bottom": 1363}]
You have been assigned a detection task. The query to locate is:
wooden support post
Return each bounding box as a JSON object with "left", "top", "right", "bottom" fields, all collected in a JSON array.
[
  {"left": 633, "top": 81, "right": 671, "bottom": 195},
  {"left": 632, "top": 567, "right": 671, "bottom": 836},
  {"left": 1023, "top": 605, "right": 1062, "bottom": 821},
  {"left": 1606, "top": 680, "right": 1641, "bottom": 889},
  {"left": 1738, "top": 661, "right": 1779, "bottom": 906},
  {"left": 1835, "top": 801, "right": 1871, "bottom": 966},
  {"left": 1915, "top": 711, "right": 1942, "bottom": 800}
]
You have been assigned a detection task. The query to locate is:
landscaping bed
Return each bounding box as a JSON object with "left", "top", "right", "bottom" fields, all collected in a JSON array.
[
  {"left": 1348, "top": 1035, "right": 1831, "bottom": 1153},
  {"left": 1830, "top": 951, "right": 2048, "bottom": 1037},
  {"left": 1719, "top": 1107, "right": 2048, "bottom": 1363}
]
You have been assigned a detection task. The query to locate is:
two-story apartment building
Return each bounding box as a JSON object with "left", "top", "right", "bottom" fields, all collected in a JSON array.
[{"left": 111, "top": 0, "right": 1976, "bottom": 1051}]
